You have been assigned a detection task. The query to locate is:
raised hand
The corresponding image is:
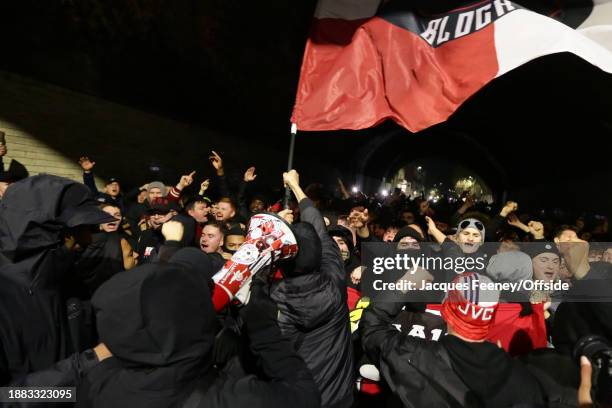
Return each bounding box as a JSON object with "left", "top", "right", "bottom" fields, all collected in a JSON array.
[
  {"left": 283, "top": 169, "right": 300, "bottom": 189},
  {"left": 500, "top": 201, "right": 518, "bottom": 217},
  {"left": 199, "top": 179, "right": 210, "bottom": 195},
  {"left": 178, "top": 171, "right": 196, "bottom": 190},
  {"left": 507, "top": 213, "right": 529, "bottom": 233},
  {"left": 78, "top": 156, "right": 96, "bottom": 172},
  {"left": 209, "top": 151, "right": 223, "bottom": 172},
  {"left": 527, "top": 221, "right": 544, "bottom": 239},
  {"left": 348, "top": 208, "right": 369, "bottom": 230},
  {"left": 278, "top": 209, "right": 294, "bottom": 224},
  {"left": 161, "top": 220, "right": 184, "bottom": 242},
  {"left": 244, "top": 167, "right": 257, "bottom": 182}
]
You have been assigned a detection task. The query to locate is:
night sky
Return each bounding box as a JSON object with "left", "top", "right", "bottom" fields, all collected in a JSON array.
[{"left": 0, "top": 0, "right": 609, "bottom": 212}]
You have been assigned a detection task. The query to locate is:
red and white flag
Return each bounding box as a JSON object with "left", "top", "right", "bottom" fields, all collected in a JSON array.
[{"left": 291, "top": 0, "right": 612, "bottom": 133}]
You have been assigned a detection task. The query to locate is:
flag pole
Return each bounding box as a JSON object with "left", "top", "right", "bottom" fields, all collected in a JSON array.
[{"left": 284, "top": 123, "right": 298, "bottom": 209}]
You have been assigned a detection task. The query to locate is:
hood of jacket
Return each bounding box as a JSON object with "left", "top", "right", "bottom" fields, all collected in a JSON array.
[
  {"left": 0, "top": 175, "right": 115, "bottom": 263},
  {"left": 92, "top": 258, "right": 216, "bottom": 391}
]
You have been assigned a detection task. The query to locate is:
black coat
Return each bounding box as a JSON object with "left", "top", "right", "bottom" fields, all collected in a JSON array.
[
  {"left": 0, "top": 176, "right": 114, "bottom": 390},
  {"left": 361, "top": 300, "right": 576, "bottom": 408},
  {"left": 77, "top": 249, "right": 320, "bottom": 408},
  {"left": 271, "top": 198, "right": 354, "bottom": 408}
]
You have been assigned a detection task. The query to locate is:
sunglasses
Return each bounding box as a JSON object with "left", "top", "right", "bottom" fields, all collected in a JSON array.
[{"left": 460, "top": 220, "right": 484, "bottom": 231}]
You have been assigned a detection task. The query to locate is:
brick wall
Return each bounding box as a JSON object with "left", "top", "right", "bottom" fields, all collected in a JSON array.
[{"left": 0, "top": 70, "right": 293, "bottom": 192}]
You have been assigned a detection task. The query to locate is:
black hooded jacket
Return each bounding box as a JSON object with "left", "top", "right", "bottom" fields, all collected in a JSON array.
[
  {"left": 0, "top": 176, "right": 115, "bottom": 390},
  {"left": 361, "top": 299, "right": 576, "bottom": 408},
  {"left": 77, "top": 248, "right": 320, "bottom": 408},
  {"left": 271, "top": 198, "right": 354, "bottom": 408}
]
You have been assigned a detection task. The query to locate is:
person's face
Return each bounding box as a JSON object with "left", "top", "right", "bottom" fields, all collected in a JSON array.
[
  {"left": 372, "top": 224, "right": 386, "bottom": 239},
  {"left": 148, "top": 188, "right": 163, "bottom": 202},
  {"left": 401, "top": 211, "right": 415, "bottom": 225},
  {"left": 457, "top": 228, "right": 482, "bottom": 253},
  {"left": 215, "top": 202, "right": 235, "bottom": 221},
  {"left": 120, "top": 238, "right": 138, "bottom": 270},
  {"left": 66, "top": 225, "right": 93, "bottom": 252},
  {"left": 603, "top": 248, "right": 612, "bottom": 264},
  {"left": 104, "top": 182, "right": 120, "bottom": 198},
  {"left": 383, "top": 227, "right": 399, "bottom": 242},
  {"left": 532, "top": 253, "right": 560, "bottom": 282},
  {"left": 0, "top": 181, "right": 9, "bottom": 198},
  {"left": 224, "top": 234, "right": 245, "bottom": 253},
  {"left": 332, "top": 236, "right": 350, "bottom": 261},
  {"left": 137, "top": 190, "right": 148, "bottom": 204},
  {"left": 100, "top": 206, "right": 121, "bottom": 232},
  {"left": 575, "top": 219, "right": 585, "bottom": 231},
  {"left": 149, "top": 212, "right": 173, "bottom": 229},
  {"left": 188, "top": 202, "right": 209, "bottom": 223},
  {"left": 249, "top": 199, "right": 265, "bottom": 214},
  {"left": 200, "top": 225, "right": 223, "bottom": 254},
  {"left": 555, "top": 229, "right": 579, "bottom": 243}
]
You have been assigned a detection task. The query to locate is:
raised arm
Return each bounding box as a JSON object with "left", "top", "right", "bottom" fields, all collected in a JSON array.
[
  {"left": 283, "top": 170, "right": 344, "bottom": 284},
  {"left": 78, "top": 156, "right": 99, "bottom": 195}
]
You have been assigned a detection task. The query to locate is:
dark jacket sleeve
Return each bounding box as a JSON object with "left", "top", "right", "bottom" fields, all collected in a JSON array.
[
  {"left": 361, "top": 299, "right": 411, "bottom": 364},
  {"left": 485, "top": 214, "right": 505, "bottom": 242},
  {"left": 237, "top": 181, "right": 250, "bottom": 221},
  {"left": 82, "top": 172, "right": 99, "bottom": 195},
  {"left": 298, "top": 198, "right": 345, "bottom": 285},
  {"left": 158, "top": 241, "right": 183, "bottom": 263},
  {"left": 201, "top": 286, "right": 320, "bottom": 408},
  {"left": 8, "top": 350, "right": 99, "bottom": 387},
  {"left": 216, "top": 175, "right": 232, "bottom": 200}
]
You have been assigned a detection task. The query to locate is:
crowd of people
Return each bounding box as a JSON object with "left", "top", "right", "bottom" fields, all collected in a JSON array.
[{"left": 0, "top": 141, "right": 610, "bottom": 408}]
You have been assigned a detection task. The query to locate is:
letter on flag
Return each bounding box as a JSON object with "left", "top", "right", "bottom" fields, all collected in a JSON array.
[{"left": 291, "top": 0, "right": 612, "bottom": 133}]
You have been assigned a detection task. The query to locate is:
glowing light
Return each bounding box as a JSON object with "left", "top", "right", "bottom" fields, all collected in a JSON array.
[
  {"left": 351, "top": 186, "right": 358, "bottom": 193},
  {"left": 381, "top": 189, "right": 389, "bottom": 197}
]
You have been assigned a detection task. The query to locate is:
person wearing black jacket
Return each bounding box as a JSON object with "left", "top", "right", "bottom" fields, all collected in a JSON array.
[
  {"left": 0, "top": 175, "right": 118, "bottom": 392},
  {"left": 361, "top": 272, "right": 575, "bottom": 407},
  {"left": 76, "top": 248, "right": 320, "bottom": 408},
  {"left": 271, "top": 170, "right": 354, "bottom": 408}
]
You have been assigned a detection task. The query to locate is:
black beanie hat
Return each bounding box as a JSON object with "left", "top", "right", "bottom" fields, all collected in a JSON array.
[
  {"left": 393, "top": 225, "right": 425, "bottom": 243},
  {"left": 522, "top": 242, "right": 560, "bottom": 259}
]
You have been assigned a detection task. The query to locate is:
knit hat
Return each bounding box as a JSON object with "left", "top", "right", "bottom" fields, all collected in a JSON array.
[
  {"left": 393, "top": 225, "right": 425, "bottom": 243},
  {"left": 522, "top": 242, "right": 559, "bottom": 259},
  {"left": 147, "top": 181, "right": 166, "bottom": 195},
  {"left": 486, "top": 251, "right": 533, "bottom": 283},
  {"left": 441, "top": 273, "right": 499, "bottom": 341},
  {"left": 456, "top": 218, "right": 485, "bottom": 243}
]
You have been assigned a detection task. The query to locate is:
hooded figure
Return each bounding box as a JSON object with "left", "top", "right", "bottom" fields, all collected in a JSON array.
[
  {"left": 77, "top": 258, "right": 216, "bottom": 408},
  {"left": 78, "top": 248, "right": 320, "bottom": 408},
  {"left": 0, "top": 175, "right": 116, "bottom": 386},
  {"left": 270, "top": 197, "right": 354, "bottom": 408},
  {"left": 329, "top": 225, "right": 361, "bottom": 290}
]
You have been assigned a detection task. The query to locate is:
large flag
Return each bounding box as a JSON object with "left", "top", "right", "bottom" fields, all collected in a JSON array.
[{"left": 291, "top": 0, "right": 612, "bottom": 133}]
